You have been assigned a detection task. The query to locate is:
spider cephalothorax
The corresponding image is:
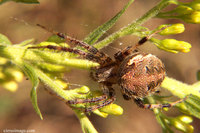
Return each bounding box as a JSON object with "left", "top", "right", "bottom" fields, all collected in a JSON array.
[{"left": 29, "top": 24, "right": 185, "bottom": 112}]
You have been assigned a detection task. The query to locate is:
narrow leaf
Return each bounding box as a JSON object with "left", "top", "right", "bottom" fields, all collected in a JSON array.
[
  {"left": 0, "top": 0, "right": 39, "bottom": 4},
  {"left": 0, "top": 33, "right": 12, "bottom": 45},
  {"left": 84, "top": 0, "right": 135, "bottom": 45},
  {"left": 197, "top": 70, "right": 200, "bottom": 81},
  {"left": 22, "top": 62, "right": 43, "bottom": 119},
  {"left": 184, "top": 94, "right": 200, "bottom": 119},
  {"left": 18, "top": 39, "right": 34, "bottom": 46}
]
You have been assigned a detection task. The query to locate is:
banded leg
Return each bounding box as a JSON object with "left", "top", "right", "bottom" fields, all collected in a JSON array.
[
  {"left": 66, "top": 83, "right": 114, "bottom": 105},
  {"left": 134, "top": 96, "right": 188, "bottom": 109},
  {"left": 84, "top": 84, "right": 116, "bottom": 112},
  {"left": 28, "top": 45, "right": 105, "bottom": 64},
  {"left": 67, "top": 95, "right": 108, "bottom": 104},
  {"left": 36, "top": 24, "right": 113, "bottom": 66},
  {"left": 67, "top": 84, "right": 116, "bottom": 112},
  {"left": 114, "top": 27, "right": 167, "bottom": 62},
  {"left": 85, "top": 96, "right": 116, "bottom": 112}
]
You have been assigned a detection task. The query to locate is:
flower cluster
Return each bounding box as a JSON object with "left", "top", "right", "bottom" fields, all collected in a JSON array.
[
  {"left": 158, "top": 113, "right": 194, "bottom": 133},
  {"left": 150, "top": 23, "right": 191, "bottom": 53},
  {"left": 0, "top": 56, "right": 23, "bottom": 92},
  {"left": 157, "top": 0, "right": 200, "bottom": 24}
]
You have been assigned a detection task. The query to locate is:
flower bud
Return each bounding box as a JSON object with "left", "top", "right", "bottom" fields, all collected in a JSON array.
[
  {"left": 188, "top": 1, "right": 200, "bottom": 11},
  {"left": 166, "top": 117, "right": 194, "bottom": 133},
  {"left": 93, "top": 109, "right": 108, "bottom": 118},
  {"left": 181, "top": 11, "right": 200, "bottom": 24},
  {"left": 75, "top": 86, "right": 90, "bottom": 94},
  {"left": 0, "top": 57, "right": 7, "bottom": 65},
  {"left": 176, "top": 115, "right": 193, "bottom": 124},
  {"left": 10, "top": 70, "right": 24, "bottom": 82},
  {"left": 172, "top": 120, "right": 194, "bottom": 133},
  {"left": 176, "top": 102, "right": 191, "bottom": 114},
  {"left": 175, "top": 5, "right": 193, "bottom": 15},
  {"left": 151, "top": 38, "right": 191, "bottom": 53},
  {"left": 100, "top": 103, "right": 123, "bottom": 116},
  {"left": 158, "top": 23, "right": 185, "bottom": 35},
  {"left": 2, "top": 81, "right": 18, "bottom": 92}
]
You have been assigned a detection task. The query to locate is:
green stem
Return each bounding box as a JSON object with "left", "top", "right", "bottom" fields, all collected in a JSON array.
[
  {"left": 34, "top": 67, "right": 98, "bottom": 133},
  {"left": 94, "top": 0, "right": 171, "bottom": 49},
  {"left": 0, "top": 44, "right": 99, "bottom": 69},
  {"left": 75, "top": 110, "right": 98, "bottom": 133},
  {"left": 161, "top": 76, "right": 200, "bottom": 98}
]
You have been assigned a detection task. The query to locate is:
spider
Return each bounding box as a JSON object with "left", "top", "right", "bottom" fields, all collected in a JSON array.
[{"left": 29, "top": 24, "right": 186, "bottom": 112}]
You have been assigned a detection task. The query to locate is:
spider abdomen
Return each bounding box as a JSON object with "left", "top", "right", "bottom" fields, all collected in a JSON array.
[{"left": 118, "top": 52, "right": 165, "bottom": 99}]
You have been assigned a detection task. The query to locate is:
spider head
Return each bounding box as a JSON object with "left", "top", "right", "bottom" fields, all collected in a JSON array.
[{"left": 118, "top": 52, "right": 166, "bottom": 100}]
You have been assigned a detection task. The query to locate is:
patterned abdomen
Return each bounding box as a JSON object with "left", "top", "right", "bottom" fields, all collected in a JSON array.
[{"left": 118, "top": 52, "right": 165, "bottom": 99}]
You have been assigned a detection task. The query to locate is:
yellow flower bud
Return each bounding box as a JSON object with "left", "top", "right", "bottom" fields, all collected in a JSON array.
[
  {"left": 0, "top": 57, "right": 7, "bottom": 65},
  {"left": 187, "top": 1, "right": 200, "bottom": 11},
  {"left": 152, "top": 38, "right": 192, "bottom": 53},
  {"left": 75, "top": 86, "right": 90, "bottom": 94},
  {"left": 173, "top": 120, "right": 194, "bottom": 133},
  {"left": 100, "top": 103, "right": 123, "bottom": 116},
  {"left": 159, "top": 23, "right": 185, "bottom": 35},
  {"left": 2, "top": 81, "right": 18, "bottom": 92},
  {"left": 175, "top": 5, "right": 193, "bottom": 15},
  {"left": 176, "top": 115, "right": 193, "bottom": 124},
  {"left": 11, "top": 70, "right": 24, "bottom": 82},
  {"left": 93, "top": 109, "right": 108, "bottom": 118},
  {"left": 181, "top": 11, "right": 200, "bottom": 24}
]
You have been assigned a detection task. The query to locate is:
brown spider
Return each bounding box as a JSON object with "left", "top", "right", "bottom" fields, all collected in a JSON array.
[{"left": 29, "top": 24, "right": 185, "bottom": 112}]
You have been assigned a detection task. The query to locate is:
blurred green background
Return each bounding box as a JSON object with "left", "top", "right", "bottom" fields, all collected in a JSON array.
[{"left": 0, "top": 0, "right": 200, "bottom": 133}]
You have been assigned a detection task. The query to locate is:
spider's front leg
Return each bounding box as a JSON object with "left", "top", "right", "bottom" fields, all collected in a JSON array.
[
  {"left": 114, "top": 27, "right": 166, "bottom": 62},
  {"left": 114, "top": 36, "right": 149, "bottom": 62},
  {"left": 35, "top": 24, "right": 113, "bottom": 66}
]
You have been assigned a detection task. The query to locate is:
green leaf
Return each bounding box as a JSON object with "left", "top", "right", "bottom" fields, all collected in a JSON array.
[
  {"left": 94, "top": 0, "right": 170, "bottom": 49},
  {"left": 184, "top": 94, "right": 200, "bottom": 119},
  {"left": 0, "top": 33, "right": 12, "bottom": 45},
  {"left": 197, "top": 70, "right": 200, "bottom": 81},
  {"left": 0, "top": 0, "right": 39, "bottom": 4},
  {"left": 22, "top": 63, "right": 43, "bottom": 119},
  {"left": 18, "top": 39, "right": 34, "bottom": 46},
  {"left": 83, "top": 0, "right": 135, "bottom": 45}
]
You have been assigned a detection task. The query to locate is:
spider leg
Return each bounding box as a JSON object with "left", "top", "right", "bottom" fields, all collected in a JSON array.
[
  {"left": 114, "top": 28, "right": 166, "bottom": 62},
  {"left": 67, "top": 83, "right": 116, "bottom": 112},
  {"left": 36, "top": 24, "right": 113, "bottom": 66},
  {"left": 67, "top": 95, "right": 108, "bottom": 104},
  {"left": 134, "top": 96, "right": 188, "bottom": 109},
  {"left": 66, "top": 83, "right": 114, "bottom": 105},
  {"left": 28, "top": 45, "right": 105, "bottom": 64},
  {"left": 85, "top": 96, "right": 116, "bottom": 112},
  {"left": 84, "top": 84, "right": 116, "bottom": 112}
]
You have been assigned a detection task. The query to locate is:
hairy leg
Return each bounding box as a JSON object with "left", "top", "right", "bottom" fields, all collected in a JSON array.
[
  {"left": 134, "top": 96, "right": 188, "bottom": 109},
  {"left": 114, "top": 27, "right": 167, "bottom": 62},
  {"left": 67, "top": 83, "right": 116, "bottom": 112},
  {"left": 28, "top": 45, "right": 106, "bottom": 64},
  {"left": 36, "top": 24, "right": 113, "bottom": 66}
]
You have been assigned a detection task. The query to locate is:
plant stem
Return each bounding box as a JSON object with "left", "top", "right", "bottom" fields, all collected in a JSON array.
[
  {"left": 94, "top": 0, "right": 171, "bottom": 49},
  {"left": 0, "top": 44, "right": 98, "bottom": 69},
  {"left": 75, "top": 110, "right": 98, "bottom": 133},
  {"left": 161, "top": 76, "right": 200, "bottom": 98},
  {"left": 34, "top": 67, "right": 98, "bottom": 133}
]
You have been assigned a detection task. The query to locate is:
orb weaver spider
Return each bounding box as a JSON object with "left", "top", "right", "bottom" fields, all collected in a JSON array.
[{"left": 29, "top": 24, "right": 186, "bottom": 112}]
